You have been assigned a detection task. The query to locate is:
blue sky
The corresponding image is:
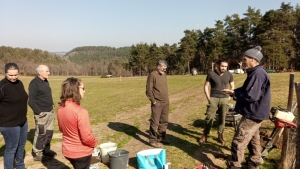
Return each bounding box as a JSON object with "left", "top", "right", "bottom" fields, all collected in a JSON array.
[{"left": 0, "top": 1, "right": 299, "bottom": 52}]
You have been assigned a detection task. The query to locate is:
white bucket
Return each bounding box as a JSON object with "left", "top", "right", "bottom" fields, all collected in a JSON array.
[{"left": 99, "top": 142, "right": 118, "bottom": 163}]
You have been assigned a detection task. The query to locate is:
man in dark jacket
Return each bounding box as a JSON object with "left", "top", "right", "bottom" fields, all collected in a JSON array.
[
  {"left": 28, "top": 65, "right": 56, "bottom": 161},
  {"left": 222, "top": 46, "right": 271, "bottom": 169}
]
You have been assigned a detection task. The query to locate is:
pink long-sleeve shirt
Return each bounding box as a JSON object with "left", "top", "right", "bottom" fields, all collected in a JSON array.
[{"left": 57, "top": 100, "right": 98, "bottom": 158}]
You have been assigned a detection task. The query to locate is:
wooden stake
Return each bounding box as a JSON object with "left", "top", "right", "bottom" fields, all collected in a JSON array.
[
  {"left": 278, "top": 74, "right": 294, "bottom": 169},
  {"left": 295, "top": 82, "right": 300, "bottom": 169}
]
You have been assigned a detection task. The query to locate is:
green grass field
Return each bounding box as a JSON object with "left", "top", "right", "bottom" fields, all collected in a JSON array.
[{"left": 0, "top": 73, "right": 299, "bottom": 168}]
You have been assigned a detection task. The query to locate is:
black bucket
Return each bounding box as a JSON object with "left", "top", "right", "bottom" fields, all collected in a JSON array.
[{"left": 108, "top": 149, "right": 129, "bottom": 169}]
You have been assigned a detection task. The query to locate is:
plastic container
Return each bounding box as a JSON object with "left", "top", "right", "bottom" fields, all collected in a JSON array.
[
  {"left": 108, "top": 149, "right": 129, "bottom": 169},
  {"left": 99, "top": 142, "right": 118, "bottom": 163},
  {"left": 90, "top": 148, "right": 100, "bottom": 169}
]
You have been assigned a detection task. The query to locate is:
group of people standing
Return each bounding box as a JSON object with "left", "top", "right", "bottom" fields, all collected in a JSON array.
[
  {"left": 0, "top": 45, "right": 271, "bottom": 169},
  {"left": 0, "top": 64, "right": 97, "bottom": 169},
  {"left": 146, "top": 46, "right": 271, "bottom": 169}
]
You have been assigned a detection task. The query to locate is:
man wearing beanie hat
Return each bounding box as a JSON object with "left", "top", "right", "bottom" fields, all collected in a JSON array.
[{"left": 222, "top": 46, "right": 271, "bottom": 169}]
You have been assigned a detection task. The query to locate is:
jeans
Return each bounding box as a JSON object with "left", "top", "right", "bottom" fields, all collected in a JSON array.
[{"left": 0, "top": 121, "right": 28, "bottom": 169}]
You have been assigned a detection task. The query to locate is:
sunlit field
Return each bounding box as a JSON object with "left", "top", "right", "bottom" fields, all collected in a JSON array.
[{"left": 0, "top": 73, "right": 300, "bottom": 168}]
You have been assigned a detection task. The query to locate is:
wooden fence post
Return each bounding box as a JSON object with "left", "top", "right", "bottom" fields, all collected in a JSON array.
[
  {"left": 295, "top": 82, "right": 300, "bottom": 169},
  {"left": 277, "top": 74, "right": 295, "bottom": 169}
]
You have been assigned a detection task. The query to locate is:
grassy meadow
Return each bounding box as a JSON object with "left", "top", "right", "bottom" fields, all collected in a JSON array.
[{"left": 0, "top": 72, "right": 300, "bottom": 169}]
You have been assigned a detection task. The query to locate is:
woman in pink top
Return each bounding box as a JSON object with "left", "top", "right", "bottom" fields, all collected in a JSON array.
[{"left": 57, "top": 77, "right": 98, "bottom": 169}]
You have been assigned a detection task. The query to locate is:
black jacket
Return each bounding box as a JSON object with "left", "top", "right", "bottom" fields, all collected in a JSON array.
[
  {"left": 233, "top": 66, "right": 271, "bottom": 121},
  {"left": 0, "top": 78, "right": 28, "bottom": 127},
  {"left": 28, "top": 76, "right": 54, "bottom": 115}
]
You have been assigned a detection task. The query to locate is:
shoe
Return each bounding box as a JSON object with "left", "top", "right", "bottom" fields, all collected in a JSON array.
[
  {"left": 33, "top": 154, "right": 43, "bottom": 161},
  {"left": 198, "top": 134, "right": 208, "bottom": 144},
  {"left": 159, "top": 138, "right": 170, "bottom": 145},
  {"left": 246, "top": 157, "right": 261, "bottom": 169},
  {"left": 150, "top": 142, "right": 161, "bottom": 148},
  {"left": 43, "top": 150, "right": 57, "bottom": 158},
  {"left": 217, "top": 133, "right": 226, "bottom": 145}
]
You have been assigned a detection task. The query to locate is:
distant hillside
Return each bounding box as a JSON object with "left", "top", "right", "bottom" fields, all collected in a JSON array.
[{"left": 64, "top": 46, "right": 131, "bottom": 64}]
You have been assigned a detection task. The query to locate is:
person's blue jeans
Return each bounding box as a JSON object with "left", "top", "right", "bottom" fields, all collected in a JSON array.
[{"left": 0, "top": 121, "right": 28, "bottom": 169}]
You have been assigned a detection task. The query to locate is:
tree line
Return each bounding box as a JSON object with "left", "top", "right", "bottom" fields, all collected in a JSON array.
[
  {"left": 1, "top": 2, "right": 299, "bottom": 76},
  {"left": 128, "top": 2, "right": 300, "bottom": 75},
  {"left": 0, "top": 46, "right": 132, "bottom": 76}
]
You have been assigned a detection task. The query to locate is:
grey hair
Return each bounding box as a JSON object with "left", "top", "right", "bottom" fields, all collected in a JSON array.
[
  {"left": 157, "top": 60, "right": 167, "bottom": 67},
  {"left": 36, "top": 65, "right": 48, "bottom": 73}
]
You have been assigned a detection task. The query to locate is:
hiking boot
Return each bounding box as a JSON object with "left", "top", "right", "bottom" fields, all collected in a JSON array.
[
  {"left": 33, "top": 154, "right": 43, "bottom": 161},
  {"left": 159, "top": 138, "right": 171, "bottom": 145},
  {"left": 43, "top": 150, "right": 57, "bottom": 158},
  {"left": 150, "top": 142, "right": 161, "bottom": 148},
  {"left": 198, "top": 134, "right": 208, "bottom": 144},
  {"left": 246, "top": 157, "right": 262, "bottom": 169},
  {"left": 217, "top": 133, "right": 226, "bottom": 145}
]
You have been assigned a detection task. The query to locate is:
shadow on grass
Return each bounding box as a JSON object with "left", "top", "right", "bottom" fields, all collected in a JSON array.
[
  {"left": 168, "top": 122, "right": 230, "bottom": 169},
  {"left": 27, "top": 128, "right": 35, "bottom": 145},
  {"left": 107, "top": 122, "right": 152, "bottom": 169},
  {"left": 106, "top": 121, "right": 230, "bottom": 169},
  {"left": 1, "top": 129, "right": 70, "bottom": 169},
  {"left": 38, "top": 157, "right": 71, "bottom": 169}
]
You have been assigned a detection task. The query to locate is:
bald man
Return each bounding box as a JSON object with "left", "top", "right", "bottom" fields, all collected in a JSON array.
[{"left": 28, "top": 65, "right": 56, "bottom": 161}]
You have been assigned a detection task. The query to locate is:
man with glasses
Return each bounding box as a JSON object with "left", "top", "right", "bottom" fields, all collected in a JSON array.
[
  {"left": 146, "top": 60, "right": 170, "bottom": 148},
  {"left": 222, "top": 46, "right": 270, "bottom": 169},
  {"left": 28, "top": 65, "right": 57, "bottom": 161}
]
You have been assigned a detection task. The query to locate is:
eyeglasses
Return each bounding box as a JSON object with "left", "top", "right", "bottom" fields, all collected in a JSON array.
[{"left": 79, "top": 86, "right": 85, "bottom": 91}]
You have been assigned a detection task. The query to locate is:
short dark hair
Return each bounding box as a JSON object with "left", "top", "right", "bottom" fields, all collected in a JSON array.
[
  {"left": 216, "top": 58, "right": 228, "bottom": 65},
  {"left": 59, "top": 77, "right": 82, "bottom": 107},
  {"left": 5, "top": 63, "right": 19, "bottom": 73}
]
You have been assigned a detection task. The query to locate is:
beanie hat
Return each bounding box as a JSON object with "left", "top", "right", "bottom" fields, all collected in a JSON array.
[{"left": 244, "top": 46, "right": 263, "bottom": 62}]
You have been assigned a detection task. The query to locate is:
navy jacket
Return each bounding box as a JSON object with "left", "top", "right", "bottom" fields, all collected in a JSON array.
[{"left": 233, "top": 66, "right": 271, "bottom": 121}]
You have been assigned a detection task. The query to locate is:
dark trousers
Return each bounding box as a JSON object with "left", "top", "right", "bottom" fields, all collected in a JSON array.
[
  {"left": 149, "top": 101, "right": 169, "bottom": 143},
  {"left": 66, "top": 155, "right": 92, "bottom": 169}
]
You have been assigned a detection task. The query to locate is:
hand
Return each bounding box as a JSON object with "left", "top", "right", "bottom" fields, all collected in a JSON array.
[
  {"left": 39, "top": 112, "right": 45, "bottom": 116},
  {"left": 221, "top": 89, "right": 234, "bottom": 96}
]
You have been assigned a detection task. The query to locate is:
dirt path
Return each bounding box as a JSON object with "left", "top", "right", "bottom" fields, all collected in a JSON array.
[{"left": 1, "top": 86, "right": 230, "bottom": 169}]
